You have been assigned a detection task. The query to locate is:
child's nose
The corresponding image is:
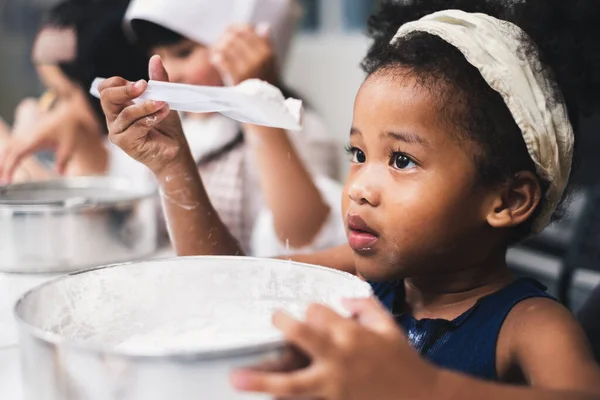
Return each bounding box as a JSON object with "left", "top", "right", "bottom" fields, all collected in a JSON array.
[{"left": 348, "top": 168, "right": 381, "bottom": 207}]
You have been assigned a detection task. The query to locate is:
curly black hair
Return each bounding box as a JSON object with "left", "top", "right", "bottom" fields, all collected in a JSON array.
[
  {"left": 361, "top": 0, "right": 600, "bottom": 239},
  {"left": 43, "top": 0, "right": 149, "bottom": 131}
]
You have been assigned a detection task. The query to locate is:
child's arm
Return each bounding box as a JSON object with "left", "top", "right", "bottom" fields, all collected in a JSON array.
[
  {"left": 499, "top": 297, "right": 600, "bottom": 393},
  {"left": 435, "top": 371, "right": 600, "bottom": 400},
  {"left": 211, "top": 25, "right": 331, "bottom": 248},
  {"left": 231, "top": 298, "right": 600, "bottom": 400},
  {"left": 156, "top": 154, "right": 244, "bottom": 256},
  {"left": 243, "top": 124, "right": 330, "bottom": 247},
  {"left": 98, "top": 56, "right": 244, "bottom": 257},
  {"left": 99, "top": 56, "right": 354, "bottom": 270}
]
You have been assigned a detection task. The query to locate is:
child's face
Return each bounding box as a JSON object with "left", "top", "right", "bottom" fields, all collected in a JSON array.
[
  {"left": 152, "top": 39, "right": 223, "bottom": 87},
  {"left": 342, "top": 71, "right": 500, "bottom": 282}
]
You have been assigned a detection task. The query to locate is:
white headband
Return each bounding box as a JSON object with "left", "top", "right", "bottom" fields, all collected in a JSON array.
[{"left": 391, "top": 10, "right": 574, "bottom": 233}]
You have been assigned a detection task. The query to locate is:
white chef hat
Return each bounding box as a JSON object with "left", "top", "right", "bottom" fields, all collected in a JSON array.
[{"left": 124, "top": 0, "right": 302, "bottom": 70}]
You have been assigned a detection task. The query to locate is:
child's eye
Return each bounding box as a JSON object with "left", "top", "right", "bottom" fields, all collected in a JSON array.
[
  {"left": 345, "top": 146, "right": 366, "bottom": 164},
  {"left": 175, "top": 47, "right": 193, "bottom": 59},
  {"left": 390, "top": 152, "right": 416, "bottom": 170},
  {"left": 176, "top": 49, "right": 192, "bottom": 58}
]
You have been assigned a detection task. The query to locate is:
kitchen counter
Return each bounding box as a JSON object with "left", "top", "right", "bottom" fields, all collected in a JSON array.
[{"left": 0, "top": 246, "right": 175, "bottom": 400}]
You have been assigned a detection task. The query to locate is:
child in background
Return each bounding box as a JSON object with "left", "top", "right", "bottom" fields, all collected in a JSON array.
[
  {"left": 123, "top": 0, "right": 345, "bottom": 256},
  {"left": 0, "top": 0, "right": 149, "bottom": 183},
  {"left": 2, "top": 0, "right": 348, "bottom": 257},
  {"left": 98, "top": 0, "right": 600, "bottom": 396}
]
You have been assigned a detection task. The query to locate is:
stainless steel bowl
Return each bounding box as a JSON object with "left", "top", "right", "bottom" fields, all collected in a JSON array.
[
  {"left": 15, "top": 256, "right": 372, "bottom": 400},
  {"left": 0, "top": 176, "right": 158, "bottom": 273}
]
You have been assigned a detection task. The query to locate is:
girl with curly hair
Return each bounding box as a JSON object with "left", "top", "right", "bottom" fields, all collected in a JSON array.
[{"left": 97, "top": 0, "right": 600, "bottom": 398}]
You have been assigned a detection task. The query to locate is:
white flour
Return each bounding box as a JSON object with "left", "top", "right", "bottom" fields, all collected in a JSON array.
[
  {"left": 21, "top": 258, "right": 371, "bottom": 356},
  {"left": 234, "top": 79, "right": 285, "bottom": 103},
  {"left": 114, "top": 299, "right": 307, "bottom": 354}
]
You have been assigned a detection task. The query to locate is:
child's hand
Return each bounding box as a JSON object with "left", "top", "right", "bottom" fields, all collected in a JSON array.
[
  {"left": 231, "top": 298, "right": 439, "bottom": 400},
  {"left": 99, "top": 55, "right": 190, "bottom": 178},
  {"left": 13, "top": 98, "right": 42, "bottom": 133},
  {"left": 210, "top": 24, "right": 277, "bottom": 86},
  {"left": 0, "top": 100, "right": 105, "bottom": 182}
]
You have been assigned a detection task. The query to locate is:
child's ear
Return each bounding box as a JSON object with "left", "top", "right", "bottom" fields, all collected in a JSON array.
[{"left": 486, "top": 171, "right": 542, "bottom": 228}]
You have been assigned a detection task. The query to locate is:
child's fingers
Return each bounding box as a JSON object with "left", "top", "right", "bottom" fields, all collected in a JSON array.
[
  {"left": 230, "top": 24, "right": 269, "bottom": 47},
  {"left": 210, "top": 51, "right": 238, "bottom": 86},
  {"left": 231, "top": 27, "right": 264, "bottom": 55},
  {"left": 97, "top": 76, "right": 129, "bottom": 92},
  {"left": 213, "top": 43, "right": 246, "bottom": 72},
  {"left": 225, "top": 33, "right": 256, "bottom": 63},
  {"left": 54, "top": 136, "right": 76, "bottom": 176},
  {"left": 0, "top": 117, "right": 10, "bottom": 136},
  {"left": 108, "top": 106, "right": 170, "bottom": 148},
  {"left": 99, "top": 79, "right": 146, "bottom": 121},
  {"left": 246, "top": 345, "right": 310, "bottom": 374},
  {"left": 110, "top": 101, "right": 167, "bottom": 135},
  {"left": 0, "top": 145, "right": 13, "bottom": 183},
  {"left": 0, "top": 141, "right": 31, "bottom": 184},
  {"left": 148, "top": 55, "right": 170, "bottom": 82},
  {"left": 229, "top": 27, "right": 272, "bottom": 68},
  {"left": 304, "top": 303, "right": 369, "bottom": 347},
  {"left": 212, "top": 25, "right": 271, "bottom": 85},
  {"left": 14, "top": 98, "right": 40, "bottom": 122},
  {"left": 342, "top": 297, "right": 399, "bottom": 335},
  {"left": 272, "top": 310, "right": 332, "bottom": 359},
  {"left": 305, "top": 303, "right": 351, "bottom": 333},
  {"left": 230, "top": 369, "right": 320, "bottom": 397}
]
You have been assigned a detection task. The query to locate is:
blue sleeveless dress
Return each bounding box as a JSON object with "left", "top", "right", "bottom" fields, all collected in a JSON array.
[{"left": 370, "top": 278, "right": 553, "bottom": 380}]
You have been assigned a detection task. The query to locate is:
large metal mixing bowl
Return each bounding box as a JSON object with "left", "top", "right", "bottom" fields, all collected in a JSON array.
[
  {"left": 15, "top": 256, "right": 372, "bottom": 400},
  {"left": 0, "top": 176, "right": 158, "bottom": 273}
]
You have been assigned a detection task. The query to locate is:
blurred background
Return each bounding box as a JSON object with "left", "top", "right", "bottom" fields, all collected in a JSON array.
[{"left": 1, "top": 0, "right": 599, "bottom": 311}]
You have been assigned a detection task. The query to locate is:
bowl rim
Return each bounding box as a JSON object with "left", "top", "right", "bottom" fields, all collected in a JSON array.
[
  {"left": 0, "top": 176, "right": 156, "bottom": 209},
  {"left": 13, "top": 255, "right": 373, "bottom": 361}
]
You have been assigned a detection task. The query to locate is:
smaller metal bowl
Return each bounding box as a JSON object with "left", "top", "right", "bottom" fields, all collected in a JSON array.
[{"left": 0, "top": 176, "right": 158, "bottom": 273}]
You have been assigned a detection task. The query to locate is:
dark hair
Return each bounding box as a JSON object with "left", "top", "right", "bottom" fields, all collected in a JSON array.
[
  {"left": 362, "top": 0, "right": 600, "bottom": 239},
  {"left": 129, "top": 20, "right": 186, "bottom": 54},
  {"left": 43, "top": 0, "right": 149, "bottom": 130}
]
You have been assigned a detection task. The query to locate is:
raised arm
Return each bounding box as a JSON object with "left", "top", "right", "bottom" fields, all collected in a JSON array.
[
  {"left": 244, "top": 124, "right": 330, "bottom": 248},
  {"left": 98, "top": 55, "right": 243, "bottom": 256},
  {"left": 100, "top": 55, "right": 355, "bottom": 272},
  {"left": 211, "top": 25, "right": 330, "bottom": 248}
]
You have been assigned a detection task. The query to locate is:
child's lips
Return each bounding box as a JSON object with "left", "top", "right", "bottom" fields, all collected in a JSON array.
[
  {"left": 347, "top": 214, "right": 379, "bottom": 251},
  {"left": 348, "top": 230, "right": 379, "bottom": 251}
]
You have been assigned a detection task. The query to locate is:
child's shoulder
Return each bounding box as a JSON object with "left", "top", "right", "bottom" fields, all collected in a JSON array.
[
  {"left": 498, "top": 296, "right": 598, "bottom": 386},
  {"left": 502, "top": 296, "right": 580, "bottom": 344}
]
